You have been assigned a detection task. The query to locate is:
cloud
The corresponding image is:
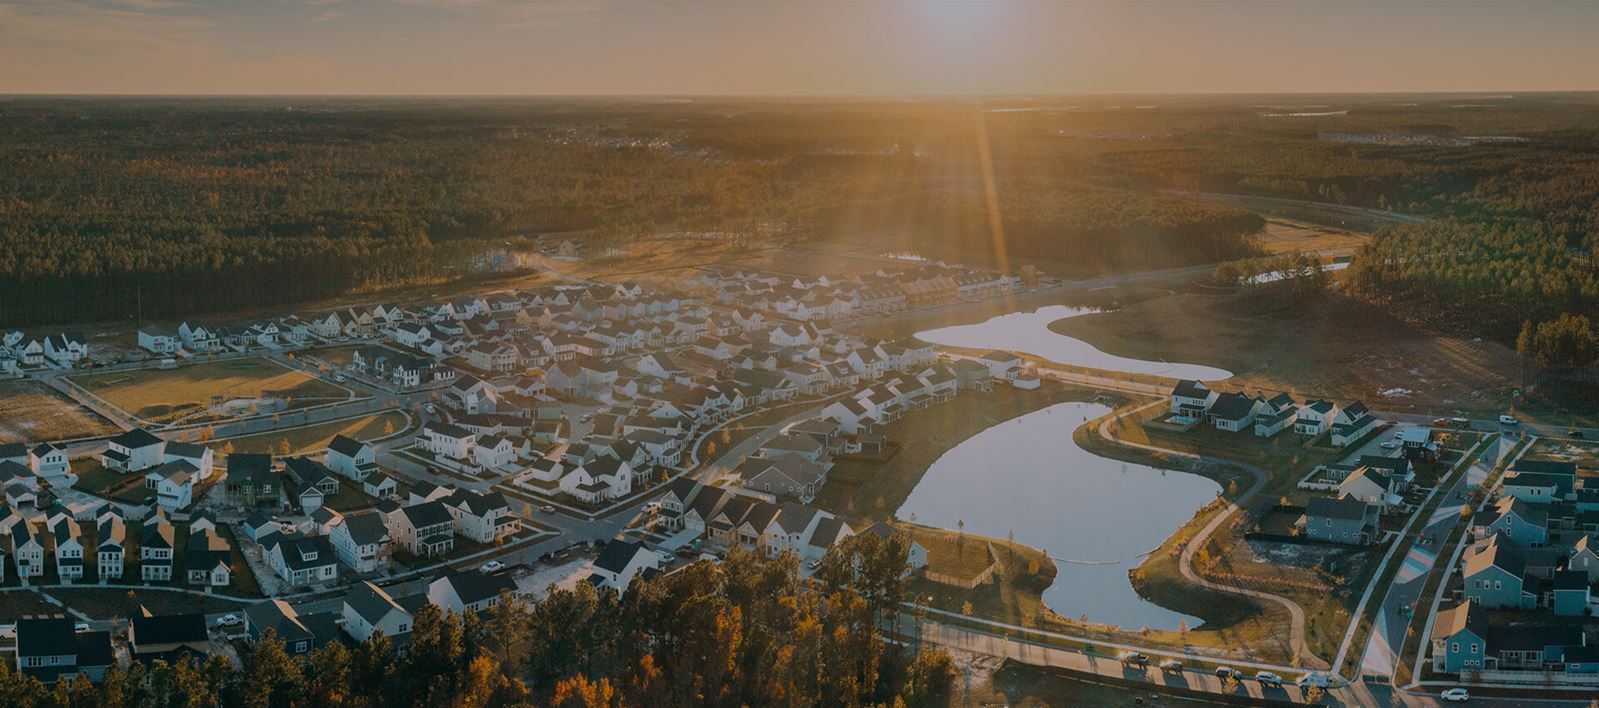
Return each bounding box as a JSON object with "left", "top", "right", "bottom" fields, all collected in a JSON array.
[
  {"left": 492, "top": 0, "right": 609, "bottom": 30},
  {"left": 308, "top": 9, "right": 344, "bottom": 22}
]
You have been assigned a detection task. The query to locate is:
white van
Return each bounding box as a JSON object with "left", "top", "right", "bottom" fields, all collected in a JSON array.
[
  {"left": 1498, "top": 414, "right": 1519, "bottom": 425},
  {"left": 1296, "top": 673, "right": 1331, "bottom": 688}
]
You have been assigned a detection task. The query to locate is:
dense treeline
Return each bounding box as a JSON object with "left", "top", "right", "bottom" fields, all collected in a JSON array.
[
  {"left": 0, "top": 534, "right": 960, "bottom": 708},
  {"left": 0, "top": 98, "right": 1267, "bottom": 326}
]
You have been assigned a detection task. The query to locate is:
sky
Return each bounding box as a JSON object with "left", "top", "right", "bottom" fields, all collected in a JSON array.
[{"left": 2, "top": 0, "right": 1597, "bottom": 96}]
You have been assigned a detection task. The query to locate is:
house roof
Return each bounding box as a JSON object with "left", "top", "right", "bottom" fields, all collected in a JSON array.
[
  {"left": 110, "top": 428, "right": 163, "bottom": 450},
  {"left": 1463, "top": 535, "right": 1526, "bottom": 578},
  {"left": 1207, "top": 392, "right": 1258, "bottom": 421},
  {"left": 245, "top": 599, "right": 313, "bottom": 644},
  {"left": 432, "top": 568, "right": 517, "bottom": 607},
  {"left": 345, "top": 581, "right": 409, "bottom": 627},
  {"left": 401, "top": 500, "right": 453, "bottom": 529},
  {"left": 1429, "top": 601, "right": 1485, "bottom": 643},
  {"left": 1306, "top": 495, "right": 1369, "bottom": 522},
  {"left": 131, "top": 613, "right": 207, "bottom": 647},
  {"left": 328, "top": 434, "right": 367, "bottom": 458},
  {"left": 16, "top": 618, "right": 77, "bottom": 657},
  {"left": 1172, "top": 379, "right": 1211, "bottom": 399},
  {"left": 1511, "top": 460, "right": 1578, "bottom": 478},
  {"left": 341, "top": 511, "right": 391, "bottom": 546},
  {"left": 593, "top": 539, "right": 651, "bottom": 574}
]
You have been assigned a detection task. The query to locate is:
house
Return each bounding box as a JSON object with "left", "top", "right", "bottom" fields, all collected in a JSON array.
[
  {"left": 185, "top": 528, "right": 233, "bottom": 587},
  {"left": 1430, "top": 601, "right": 1488, "bottom": 674},
  {"left": 1569, "top": 535, "right": 1599, "bottom": 584},
  {"left": 29, "top": 443, "right": 69, "bottom": 479},
  {"left": 143, "top": 460, "right": 197, "bottom": 512},
  {"left": 586, "top": 539, "right": 660, "bottom": 594},
  {"left": 285, "top": 457, "right": 341, "bottom": 505},
  {"left": 1169, "top": 380, "right": 1216, "bottom": 418},
  {"left": 43, "top": 332, "right": 87, "bottom": 367},
  {"left": 326, "top": 434, "right": 377, "bottom": 482},
  {"left": 103, "top": 428, "right": 166, "bottom": 473},
  {"left": 426, "top": 568, "right": 519, "bottom": 614},
  {"left": 1474, "top": 496, "right": 1550, "bottom": 547},
  {"left": 363, "top": 473, "right": 399, "bottom": 500},
  {"left": 1337, "top": 466, "right": 1404, "bottom": 512},
  {"left": 331, "top": 510, "right": 393, "bottom": 573},
  {"left": 341, "top": 581, "right": 415, "bottom": 643},
  {"left": 1207, "top": 392, "right": 1261, "bottom": 432},
  {"left": 1291, "top": 400, "right": 1337, "bottom": 436},
  {"left": 264, "top": 533, "right": 339, "bottom": 587},
  {"left": 140, "top": 520, "right": 175, "bottom": 582},
  {"left": 861, "top": 522, "right": 929, "bottom": 571},
  {"left": 420, "top": 422, "right": 476, "bottom": 461},
  {"left": 245, "top": 599, "right": 330, "bottom": 656},
  {"left": 442, "top": 489, "right": 518, "bottom": 544},
  {"left": 388, "top": 501, "right": 456, "bottom": 558},
  {"left": 738, "top": 455, "right": 829, "bottom": 503},
  {"left": 451, "top": 375, "right": 502, "bottom": 414},
  {"left": 138, "top": 325, "right": 182, "bottom": 354},
  {"left": 51, "top": 516, "right": 85, "bottom": 582},
  {"left": 474, "top": 434, "right": 517, "bottom": 470},
  {"left": 163, "top": 441, "right": 214, "bottom": 481},
  {"left": 1252, "top": 394, "right": 1297, "bottom": 437},
  {"left": 1462, "top": 535, "right": 1534, "bottom": 610},
  {"left": 129, "top": 613, "right": 209, "bottom": 663},
  {"left": 15, "top": 618, "right": 114, "bottom": 684},
  {"left": 1298, "top": 496, "right": 1377, "bottom": 545},
  {"left": 1503, "top": 461, "right": 1577, "bottom": 503},
  {"left": 97, "top": 514, "right": 126, "bottom": 580},
  {"left": 1330, "top": 401, "right": 1380, "bottom": 447},
  {"left": 178, "top": 322, "right": 218, "bottom": 352},
  {"left": 1551, "top": 570, "right": 1591, "bottom": 616},
  {"left": 224, "top": 453, "right": 281, "bottom": 508}
]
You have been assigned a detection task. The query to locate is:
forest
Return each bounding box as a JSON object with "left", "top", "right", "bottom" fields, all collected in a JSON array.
[
  {"left": 0, "top": 534, "right": 958, "bottom": 708},
  {"left": 4, "top": 94, "right": 1597, "bottom": 331}
]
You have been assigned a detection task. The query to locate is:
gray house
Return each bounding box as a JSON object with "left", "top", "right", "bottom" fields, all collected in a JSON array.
[
  {"left": 1475, "top": 496, "right": 1550, "bottom": 548},
  {"left": 1299, "top": 496, "right": 1376, "bottom": 545}
]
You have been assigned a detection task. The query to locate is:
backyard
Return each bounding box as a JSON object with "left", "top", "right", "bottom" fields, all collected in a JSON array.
[{"left": 69, "top": 357, "right": 356, "bottom": 425}]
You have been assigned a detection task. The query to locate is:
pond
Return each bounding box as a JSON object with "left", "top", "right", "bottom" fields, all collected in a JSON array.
[
  {"left": 915, "top": 304, "right": 1233, "bottom": 381},
  {"left": 897, "top": 401, "right": 1221, "bottom": 631}
]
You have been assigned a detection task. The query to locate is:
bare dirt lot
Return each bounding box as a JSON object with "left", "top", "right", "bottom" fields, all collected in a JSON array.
[
  {"left": 1251, "top": 217, "right": 1369, "bottom": 255},
  {"left": 69, "top": 357, "right": 353, "bottom": 425},
  {"left": 0, "top": 380, "right": 121, "bottom": 443}
]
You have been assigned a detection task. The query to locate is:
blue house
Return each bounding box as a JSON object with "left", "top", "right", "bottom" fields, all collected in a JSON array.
[
  {"left": 1430, "top": 601, "right": 1487, "bottom": 674},
  {"left": 1476, "top": 496, "right": 1549, "bottom": 547},
  {"left": 1551, "top": 571, "right": 1591, "bottom": 617},
  {"left": 1462, "top": 536, "right": 1535, "bottom": 610}
]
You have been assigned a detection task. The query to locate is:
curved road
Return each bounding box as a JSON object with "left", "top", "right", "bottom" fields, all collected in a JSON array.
[{"left": 1094, "top": 398, "right": 1317, "bottom": 669}]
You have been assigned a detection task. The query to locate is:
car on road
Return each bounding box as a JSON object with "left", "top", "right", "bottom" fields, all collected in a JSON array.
[
  {"left": 334, "top": 373, "right": 347, "bottom": 383},
  {"left": 541, "top": 505, "right": 555, "bottom": 513},
  {"left": 1158, "top": 659, "right": 1184, "bottom": 673},
  {"left": 1296, "top": 673, "right": 1330, "bottom": 688},
  {"left": 424, "top": 403, "right": 438, "bottom": 415},
  {"left": 1570, "top": 429, "right": 1586, "bottom": 439},
  {"left": 1451, "top": 417, "right": 1470, "bottom": 427},
  {"left": 1379, "top": 441, "right": 1399, "bottom": 450},
  {"left": 1214, "top": 666, "right": 1241, "bottom": 680},
  {"left": 1253, "top": 671, "right": 1283, "bottom": 688},
  {"left": 1117, "top": 651, "right": 1150, "bottom": 667},
  {"left": 74, "top": 622, "right": 91, "bottom": 633},
  {"left": 1498, "top": 414, "right": 1519, "bottom": 425},
  {"left": 1432, "top": 417, "right": 1450, "bottom": 426},
  {"left": 480, "top": 560, "right": 505, "bottom": 573},
  {"left": 215, "top": 614, "right": 242, "bottom": 628},
  {"left": 1393, "top": 430, "right": 1404, "bottom": 438},
  {"left": 1440, "top": 687, "right": 1470, "bottom": 702}
]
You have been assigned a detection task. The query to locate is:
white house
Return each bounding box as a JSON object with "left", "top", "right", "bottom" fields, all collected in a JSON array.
[
  {"left": 162, "top": 441, "right": 214, "bottom": 481},
  {"left": 426, "top": 568, "right": 518, "bottom": 614},
  {"left": 51, "top": 516, "right": 85, "bottom": 582},
  {"left": 178, "top": 322, "right": 219, "bottom": 352},
  {"left": 138, "top": 326, "right": 181, "bottom": 355},
  {"left": 442, "top": 489, "right": 518, "bottom": 544},
  {"left": 44, "top": 333, "right": 87, "bottom": 367},
  {"left": 587, "top": 539, "right": 661, "bottom": 594},
  {"left": 420, "top": 422, "right": 475, "bottom": 461},
  {"left": 264, "top": 534, "right": 339, "bottom": 587},
  {"left": 102, "top": 428, "right": 165, "bottom": 473},
  {"left": 341, "top": 581, "right": 413, "bottom": 643},
  {"left": 329, "top": 511, "right": 392, "bottom": 573},
  {"left": 143, "top": 460, "right": 196, "bottom": 512},
  {"left": 473, "top": 435, "right": 517, "bottom": 470},
  {"left": 326, "top": 435, "right": 378, "bottom": 482}
]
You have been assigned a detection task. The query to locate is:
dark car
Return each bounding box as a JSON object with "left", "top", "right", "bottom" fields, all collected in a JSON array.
[{"left": 1569, "top": 430, "right": 1586, "bottom": 438}]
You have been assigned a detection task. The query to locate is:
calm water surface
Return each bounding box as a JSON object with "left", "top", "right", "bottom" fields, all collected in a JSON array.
[
  {"left": 897, "top": 401, "right": 1221, "bottom": 630},
  {"left": 915, "top": 305, "right": 1233, "bottom": 381}
]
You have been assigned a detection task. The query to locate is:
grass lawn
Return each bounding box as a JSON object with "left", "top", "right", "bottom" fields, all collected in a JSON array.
[
  {"left": 71, "top": 457, "right": 143, "bottom": 499},
  {"left": 211, "top": 410, "right": 408, "bottom": 455},
  {"left": 0, "top": 589, "right": 65, "bottom": 618},
  {"left": 899, "top": 523, "right": 1062, "bottom": 631},
  {"left": 812, "top": 381, "right": 1123, "bottom": 523},
  {"left": 0, "top": 379, "right": 120, "bottom": 443},
  {"left": 49, "top": 587, "right": 245, "bottom": 620},
  {"left": 70, "top": 357, "right": 354, "bottom": 425}
]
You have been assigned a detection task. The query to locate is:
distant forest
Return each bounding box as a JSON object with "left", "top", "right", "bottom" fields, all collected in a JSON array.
[{"left": 3, "top": 94, "right": 1598, "bottom": 330}]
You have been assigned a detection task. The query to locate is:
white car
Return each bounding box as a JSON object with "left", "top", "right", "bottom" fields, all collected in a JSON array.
[
  {"left": 215, "top": 614, "right": 242, "bottom": 627},
  {"left": 74, "top": 622, "right": 91, "bottom": 633},
  {"left": 424, "top": 403, "right": 439, "bottom": 415},
  {"left": 1498, "top": 414, "right": 1518, "bottom": 425},
  {"left": 1379, "top": 441, "right": 1399, "bottom": 450},
  {"left": 1296, "top": 673, "right": 1330, "bottom": 688},
  {"left": 480, "top": 560, "right": 505, "bottom": 573},
  {"left": 1440, "top": 687, "right": 1470, "bottom": 702},
  {"left": 1254, "top": 671, "right": 1283, "bottom": 687},
  {"left": 1158, "top": 659, "right": 1184, "bottom": 672}
]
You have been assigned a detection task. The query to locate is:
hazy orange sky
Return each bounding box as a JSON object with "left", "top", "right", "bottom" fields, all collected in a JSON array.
[{"left": 2, "top": 0, "right": 1596, "bottom": 95}]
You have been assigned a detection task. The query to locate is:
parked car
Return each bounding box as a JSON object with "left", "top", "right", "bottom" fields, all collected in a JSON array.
[
  {"left": 1498, "top": 414, "right": 1519, "bottom": 425},
  {"left": 1451, "top": 417, "right": 1470, "bottom": 427},
  {"left": 1569, "top": 429, "right": 1586, "bottom": 439},
  {"left": 334, "top": 373, "right": 348, "bottom": 383},
  {"left": 1296, "top": 673, "right": 1330, "bottom": 688},
  {"left": 215, "top": 614, "right": 242, "bottom": 627},
  {"left": 1117, "top": 651, "right": 1150, "bottom": 667},
  {"left": 1158, "top": 659, "right": 1184, "bottom": 673},
  {"left": 479, "top": 560, "right": 505, "bottom": 573},
  {"left": 1440, "top": 687, "right": 1470, "bottom": 702},
  {"left": 541, "top": 505, "right": 555, "bottom": 513},
  {"left": 1379, "top": 441, "right": 1399, "bottom": 450},
  {"left": 1214, "top": 666, "right": 1241, "bottom": 680},
  {"left": 74, "top": 622, "right": 91, "bottom": 633},
  {"left": 424, "top": 403, "right": 438, "bottom": 415},
  {"left": 1254, "top": 671, "right": 1283, "bottom": 688},
  {"left": 1432, "top": 417, "right": 1450, "bottom": 426}
]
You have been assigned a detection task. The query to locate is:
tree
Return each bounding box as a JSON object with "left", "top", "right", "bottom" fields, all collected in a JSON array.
[{"left": 900, "top": 649, "right": 957, "bottom": 705}]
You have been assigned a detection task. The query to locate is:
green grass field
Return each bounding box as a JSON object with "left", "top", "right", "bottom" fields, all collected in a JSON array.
[{"left": 70, "top": 357, "right": 352, "bottom": 424}]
